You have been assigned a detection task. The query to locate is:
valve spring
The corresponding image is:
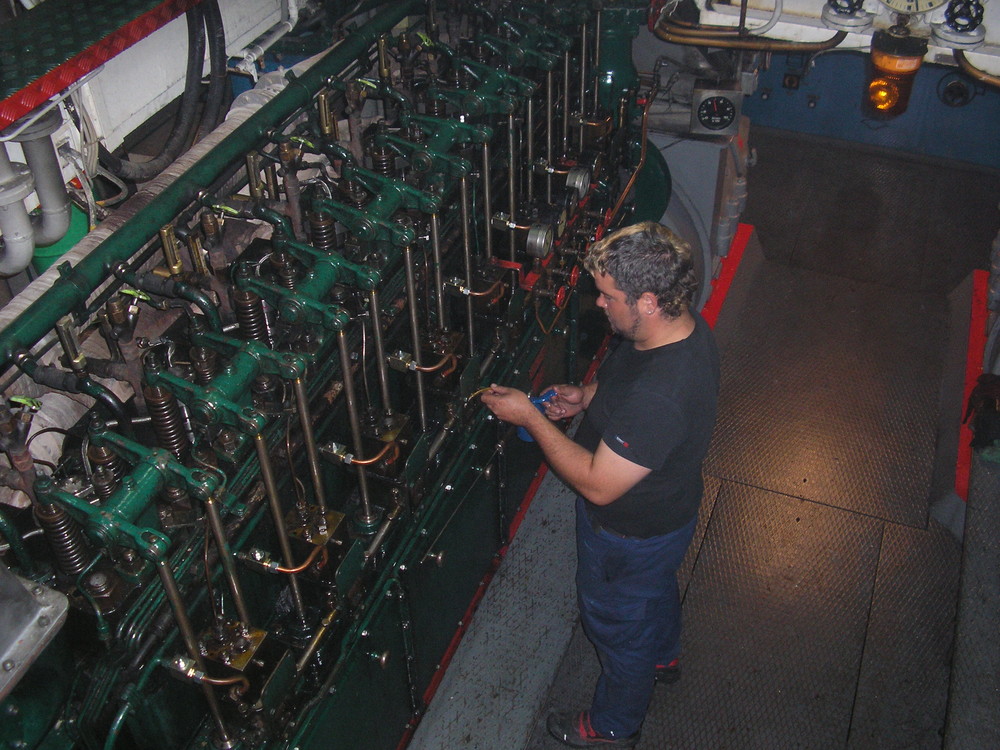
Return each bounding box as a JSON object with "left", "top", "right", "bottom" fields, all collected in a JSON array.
[
  {"left": 162, "top": 485, "right": 188, "bottom": 505},
  {"left": 190, "top": 345, "right": 219, "bottom": 386},
  {"left": 407, "top": 122, "right": 426, "bottom": 144},
  {"left": 308, "top": 212, "right": 338, "bottom": 252},
  {"left": 233, "top": 289, "right": 271, "bottom": 346},
  {"left": 426, "top": 97, "right": 447, "bottom": 118},
  {"left": 471, "top": 43, "right": 489, "bottom": 64},
  {"left": 369, "top": 145, "right": 395, "bottom": 177},
  {"left": 252, "top": 374, "right": 279, "bottom": 407},
  {"left": 144, "top": 385, "right": 189, "bottom": 460},
  {"left": 271, "top": 251, "right": 298, "bottom": 290},
  {"left": 342, "top": 180, "right": 369, "bottom": 210},
  {"left": 87, "top": 444, "right": 125, "bottom": 484},
  {"left": 35, "top": 503, "right": 89, "bottom": 576},
  {"left": 92, "top": 466, "right": 119, "bottom": 501}
]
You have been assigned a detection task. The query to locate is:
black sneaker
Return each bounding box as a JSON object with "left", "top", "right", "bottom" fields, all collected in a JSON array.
[
  {"left": 546, "top": 711, "right": 639, "bottom": 748},
  {"left": 654, "top": 658, "right": 681, "bottom": 685}
]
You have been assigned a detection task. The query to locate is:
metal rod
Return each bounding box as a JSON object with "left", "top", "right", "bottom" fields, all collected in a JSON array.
[
  {"left": 578, "top": 23, "right": 587, "bottom": 152},
  {"left": 203, "top": 495, "right": 252, "bottom": 626},
  {"left": 481, "top": 144, "right": 493, "bottom": 259},
  {"left": 336, "top": 330, "right": 377, "bottom": 524},
  {"left": 562, "top": 51, "right": 571, "bottom": 155},
  {"left": 459, "top": 176, "right": 476, "bottom": 356},
  {"left": 526, "top": 96, "right": 535, "bottom": 205},
  {"left": 592, "top": 11, "right": 602, "bottom": 113},
  {"left": 368, "top": 289, "right": 394, "bottom": 417},
  {"left": 155, "top": 560, "right": 234, "bottom": 747},
  {"left": 506, "top": 115, "right": 517, "bottom": 262},
  {"left": 293, "top": 377, "right": 326, "bottom": 513},
  {"left": 546, "top": 70, "right": 554, "bottom": 204},
  {"left": 403, "top": 245, "right": 428, "bottom": 432},
  {"left": 430, "top": 213, "right": 447, "bottom": 329},
  {"left": 253, "top": 433, "right": 306, "bottom": 622}
]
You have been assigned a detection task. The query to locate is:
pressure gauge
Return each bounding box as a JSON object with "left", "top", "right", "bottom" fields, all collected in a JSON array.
[
  {"left": 878, "top": 0, "right": 947, "bottom": 12},
  {"left": 697, "top": 96, "right": 737, "bottom": 130},
  {"left": 690, "top": 84, "right": 743, "bottom": 136}
]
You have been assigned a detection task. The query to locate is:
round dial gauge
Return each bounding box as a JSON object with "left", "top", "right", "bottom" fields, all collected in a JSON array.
[
  {"left": 696, "top": 96, "right": 737, "bottom": 131},
  {"left": 878, "top": 0, "right": 947, "bottom": 12}
]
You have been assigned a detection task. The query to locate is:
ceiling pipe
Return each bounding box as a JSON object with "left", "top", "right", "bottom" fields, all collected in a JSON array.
[{"left": 654, "top": 10, "right": 847, "bottom": 52}]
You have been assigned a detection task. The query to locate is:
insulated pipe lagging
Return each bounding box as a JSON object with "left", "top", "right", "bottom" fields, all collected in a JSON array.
[{"left": 0, "top": 144, "right": 36, "bottom": 276}]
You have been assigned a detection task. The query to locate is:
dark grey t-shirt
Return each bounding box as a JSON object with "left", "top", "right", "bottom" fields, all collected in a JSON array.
[{"left": 575, "top": 311, "right": 719, "bottom": 537}]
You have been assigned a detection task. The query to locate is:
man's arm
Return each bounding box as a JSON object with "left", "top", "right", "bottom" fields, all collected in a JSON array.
[{"left": 481, "top": 385, "right": 649, "bottom": 505}]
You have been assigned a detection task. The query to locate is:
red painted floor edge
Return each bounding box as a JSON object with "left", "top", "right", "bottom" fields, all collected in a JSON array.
[
  {"left": 955, "top": 269, "right": 989, "bottom": 501},
  {"left": 399, "top": 225, "right": 752, "bottom": 748},
  {"left": 701, "top": 223, "right": 753, "bottom": 329}
]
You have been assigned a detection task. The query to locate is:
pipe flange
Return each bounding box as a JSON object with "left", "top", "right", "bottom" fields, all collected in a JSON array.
[
  {"left": 0, "top": 162, "right": 34, "bottom": 206},
  {"left": 931, "top": 22, "right": 986, "bottom": 48},
  {"left": 3, "top": 108, "right": 63, "bottom": 142}
]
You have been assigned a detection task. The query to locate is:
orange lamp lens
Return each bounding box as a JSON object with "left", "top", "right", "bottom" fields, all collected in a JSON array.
[{"left": 868, "top": 78, "right": 900, "bottom": 111}]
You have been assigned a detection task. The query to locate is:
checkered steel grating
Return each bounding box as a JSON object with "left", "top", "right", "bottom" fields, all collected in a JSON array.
[
  {"left": 0, "top": 0, "right": 196, "bottom": 130},
  {"left": 641, "top": 482, "right": 883, "bottom": 750},
  {"left": 704, "top": 256, "right": 946, "bottom": 529},
  {"left": 847, "top": 521, "right": 960, "bottom": 749}
]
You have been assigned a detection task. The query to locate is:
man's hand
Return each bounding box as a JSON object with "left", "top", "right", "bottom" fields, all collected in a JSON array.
[
  {"left": 544, "top": 384, "right": 589, "bottom": 420},
  {"left": 480, "top": 384, "right": 537, "bottom": 427}
]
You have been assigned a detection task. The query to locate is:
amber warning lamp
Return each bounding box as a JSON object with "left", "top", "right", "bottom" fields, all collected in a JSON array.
[{"left": 867, "top": 28, "right": 928, "bottom": 117}]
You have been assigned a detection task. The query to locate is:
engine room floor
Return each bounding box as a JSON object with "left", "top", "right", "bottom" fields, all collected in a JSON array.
[{"left": 410, "top": 129, "right": 1000, "bottom": 749}]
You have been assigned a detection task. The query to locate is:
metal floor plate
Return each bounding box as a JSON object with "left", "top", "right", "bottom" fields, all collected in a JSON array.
[{"left": 704, "top": 251, "right": 945, "bottom": 528}]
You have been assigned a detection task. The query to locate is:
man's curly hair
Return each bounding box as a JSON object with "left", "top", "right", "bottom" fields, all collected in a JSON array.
[{"left": 584, "top": 222, "right": 697, "bottom": 318}]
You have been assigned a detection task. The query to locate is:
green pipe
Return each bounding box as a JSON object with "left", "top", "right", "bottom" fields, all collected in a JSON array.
[{"left": 0, "top": 0, "right": 420, "bottom": 378}]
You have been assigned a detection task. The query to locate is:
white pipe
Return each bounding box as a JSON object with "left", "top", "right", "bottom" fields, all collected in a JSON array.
[
  {"left": 750, "top": 0, "right": 783, "bottom": 36},
  {"left": 233, "top": 0, "right": 300, "bottom": 79},
  {"left": 0, "top": 144, "right": 36, "bottom": 277},
  {"left": 16, "top": 113, "right": 72, "bottom": 247}
]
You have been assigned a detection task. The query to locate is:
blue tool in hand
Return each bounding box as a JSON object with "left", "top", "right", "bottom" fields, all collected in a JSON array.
[{"left": 518, "top": 389, "right": 557, "bottom": 442}]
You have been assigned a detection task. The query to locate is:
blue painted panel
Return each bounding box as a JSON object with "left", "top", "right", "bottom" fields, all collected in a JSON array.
[{"left": 743, "top": 50, "right": 1000, "bottom": 169}]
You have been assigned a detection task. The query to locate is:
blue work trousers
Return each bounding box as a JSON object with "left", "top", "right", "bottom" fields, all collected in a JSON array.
[{"left": 576, "top": 497, "right": 697, "bottom": 738}]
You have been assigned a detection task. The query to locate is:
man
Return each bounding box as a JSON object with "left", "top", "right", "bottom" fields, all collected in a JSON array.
[{"left": 481, "top": 221, "right": 719, "bottom": 748}]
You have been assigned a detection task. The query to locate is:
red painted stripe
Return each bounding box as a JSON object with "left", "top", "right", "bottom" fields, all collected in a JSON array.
[
  {"left": 701, "top": 223, "right": 753, "bottom": 329},
  {"left": 955, "top": 269, "right": 989, "bottom": 501},
  {"left": 0, "top": 0, "right": 198, "bottom": 130}
]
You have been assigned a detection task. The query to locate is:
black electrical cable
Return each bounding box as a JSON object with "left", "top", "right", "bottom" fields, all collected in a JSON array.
[
  {"left": 98, "top": 4, "right": 206, "bottom": 182},
  {"left": 194, "top": 0, "right": 229, "bottom": 143}
]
